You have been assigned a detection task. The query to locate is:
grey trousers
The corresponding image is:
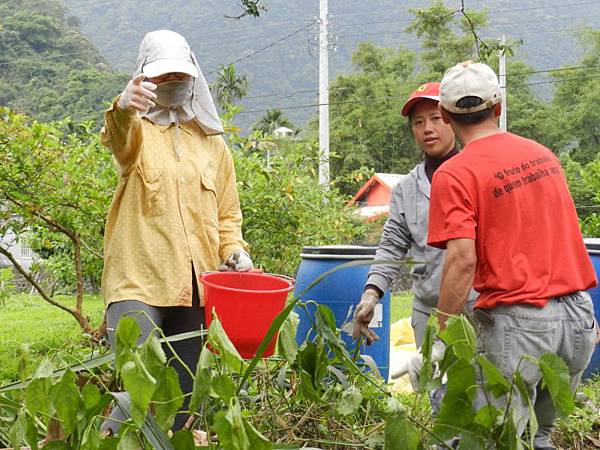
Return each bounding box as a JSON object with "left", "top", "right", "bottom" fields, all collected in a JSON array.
[
  {"left": 473, "top": 291, "right": 597, "bottom": 448},
  {"left": 103, "top": 274, "right": 205, "bottom": 434}
]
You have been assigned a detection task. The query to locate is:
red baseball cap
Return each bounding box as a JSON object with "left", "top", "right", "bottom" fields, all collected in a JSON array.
[{"left": 401, "top": 82, "right": 441, "bottom": 117}]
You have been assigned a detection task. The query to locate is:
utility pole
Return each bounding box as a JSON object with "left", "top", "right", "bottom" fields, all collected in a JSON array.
[
  {"left": 499, "top": 34, "right": 507, "bottom": 132},
  {"left": 318, "top": 0, "right": 329, "bottom": 187}
]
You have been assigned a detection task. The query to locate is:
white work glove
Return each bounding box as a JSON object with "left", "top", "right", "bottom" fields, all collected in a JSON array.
[
  {"left": 219, "top": 250, "right": 253, "bottom": 272},
  {"left": 406, "top": 339, "right": 446, "bottom": 392},
  {"left": 117, "top": 74, "right": 157, "bottom": 113},
  {"left": 351, "top": 289, "right": 380, "bottom": 345}
]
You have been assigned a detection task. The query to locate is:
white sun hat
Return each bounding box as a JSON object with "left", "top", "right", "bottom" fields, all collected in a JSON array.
[
  {"left": 139, "top": 30, "right": 199, "bottom": 78},
  {"left": 440, "top": 61, "right": 501, "bottom": 114}
]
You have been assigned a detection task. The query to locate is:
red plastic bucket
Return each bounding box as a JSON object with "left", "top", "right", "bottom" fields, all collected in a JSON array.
[{"left": 200, "top": 271, "right": 294, "bottom": 358}]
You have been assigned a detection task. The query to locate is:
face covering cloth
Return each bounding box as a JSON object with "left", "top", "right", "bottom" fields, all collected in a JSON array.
[{"left": 133, "top": 30, "right": 224, "bottom": 136}]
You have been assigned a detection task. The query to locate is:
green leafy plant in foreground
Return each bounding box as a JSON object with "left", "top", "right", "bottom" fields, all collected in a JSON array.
[{"left": 0, "top": 261, "right": 582, "bottom": 449}]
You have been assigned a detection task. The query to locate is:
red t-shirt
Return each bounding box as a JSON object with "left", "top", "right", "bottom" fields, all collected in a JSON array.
[{"left": 428, "top": 132, "right": 597, "bottom": 309}]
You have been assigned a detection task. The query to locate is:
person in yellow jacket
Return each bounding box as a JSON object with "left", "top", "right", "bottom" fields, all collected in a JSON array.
[{"left": 100, "top": 29, "right": 251, "bottom": 434}]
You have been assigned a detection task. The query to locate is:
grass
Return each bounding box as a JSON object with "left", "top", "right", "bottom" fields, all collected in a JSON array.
[
  {"left": 0, "top": 290, "right": 414, "bottom": 384},
  {"left": 0, "top": 293, "right": 105, "bottom": 383},
  {"left": 390, "top": 290, "right": 413, "bottom": 323}
]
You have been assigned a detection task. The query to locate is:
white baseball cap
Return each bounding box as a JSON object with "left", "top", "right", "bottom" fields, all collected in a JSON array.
[
  {"left": 439, "top": 61, "right": 501, "bottom": 114},
  {"left": 140, "top": 30, "right": 199, "bottom": 78}
]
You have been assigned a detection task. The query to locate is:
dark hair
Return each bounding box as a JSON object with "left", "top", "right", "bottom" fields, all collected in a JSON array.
[{"left": 446, "top": 96, "right": 495, "bottom": 125}]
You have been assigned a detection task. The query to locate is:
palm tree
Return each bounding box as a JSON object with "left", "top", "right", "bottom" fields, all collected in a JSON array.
[
  {"left": 210, "top": 64, "right": 249, "bottom": 109},
  {"left": 252, "top": 109, "right": 295, "bottom": 135}
]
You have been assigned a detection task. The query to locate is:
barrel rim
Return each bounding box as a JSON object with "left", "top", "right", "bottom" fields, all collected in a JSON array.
[
  {"left": 301, "top": 245, "right": 378, "bottom": 256},
  {"left": 585, "top": 237, "right": 600, "bottom": 253}
]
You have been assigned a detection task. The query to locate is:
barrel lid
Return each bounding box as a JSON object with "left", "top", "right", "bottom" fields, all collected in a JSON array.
[
  {"left": 301, "top": 245, "right": 377, "bottom": 260},
  {"left": 584, "top": 237, "right": 600, "bottom": 253}
]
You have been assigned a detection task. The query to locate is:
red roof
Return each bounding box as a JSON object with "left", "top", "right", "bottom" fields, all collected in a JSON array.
[{"left": 348, "top": 173, "right": 406, "bottom": 206}]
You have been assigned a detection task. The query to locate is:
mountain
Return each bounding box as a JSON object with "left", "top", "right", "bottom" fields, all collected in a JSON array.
[
  {"left": 0, "top": 0, "right": 127, "bottom": 125},
  {"left": 60, "top": 0, "right": 600, "bottom": 130}
]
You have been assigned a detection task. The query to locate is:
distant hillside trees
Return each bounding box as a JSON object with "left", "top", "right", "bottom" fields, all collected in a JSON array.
[{"left": 0, "top": 0, "right": 127, "bottom": 127}]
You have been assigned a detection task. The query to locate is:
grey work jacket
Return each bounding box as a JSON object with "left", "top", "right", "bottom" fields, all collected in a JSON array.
[{"left": 366, "top": 163, "right": 476, "bottom": 314}]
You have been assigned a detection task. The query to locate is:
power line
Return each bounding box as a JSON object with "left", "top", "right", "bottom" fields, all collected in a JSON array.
[
  {"left": 237, "top": 73, "right": 600, "bottom": 115},
  {"left": 205, "top": 23, "right": 314, "bottom": 75},
  {"left": 329, "top": 0, "right": 600, "bottom": 22},
  {"left": 243, "top": 63, "right": 600, "bottom": 101}
]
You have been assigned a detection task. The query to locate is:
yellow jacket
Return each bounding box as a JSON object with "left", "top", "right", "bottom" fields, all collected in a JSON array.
[{"left": 100, "top": 101, "right": 247, "bottom": 307}]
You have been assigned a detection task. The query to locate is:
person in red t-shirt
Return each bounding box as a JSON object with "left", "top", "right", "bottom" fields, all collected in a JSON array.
[{"left": 427, "top": 61, "right": 599, "bottom": 450}]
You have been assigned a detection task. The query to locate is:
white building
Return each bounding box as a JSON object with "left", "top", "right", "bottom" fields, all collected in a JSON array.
[{"left": 0, "top": 224, "right": 37, "bottom": 271}]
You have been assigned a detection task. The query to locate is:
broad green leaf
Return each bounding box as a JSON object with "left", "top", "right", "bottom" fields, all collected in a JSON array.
[
  {"left": 213, "top": 399, "right": 250, "bottom": 450},
  {"left": 276, "top": 309, "right": 299, "bottom": 365},
  {"left": 140, "top": 333, "right": 167, "bottom": 378},
  {"left": 170, "top": 430, "right": 196, "bottom": 450},
  {"left": 498, "top": 409, "right": 523, "bottom": 450},
  {"left": 316, "top": 304, "right": 338, "bottom": 337},
  {"left": 456, "top": 431, "right": 486, "bottom": 450},
  {"left": 49, "top": 370, "right": 81, "bottom": 437},
  {"left": 297, "top": 340, "right": 328, "bottom": 401},
  {"left": 82, "top": 382, "right": 102, "bottom": 411},
  {"left": 298, "top": 370, "right": 323, "bottom": 403},
  {"left": 243, "top": 419, "right": 273, "bottom": 450},
  {"left": 153, "top": 366, "right": 184, "bottom": 432},
  {"left": 25, "top": 377, "right": 52, "bottom": 417},
  {"left": 212, "top": 374, "right": 237, "bottom": 403},
  {"left": 25, "top": 414, "right": 39, "bottom": 450},
  {"left": 9, "top": 410, "right": 28, "bottom": 450},
  {"left": 384, "top": 398, "right": 419, "bottom": 450},
  {"left": 476, "top": 354, "right": 511, "bottom": 398},
  {"left": 207, "top": 313, "right": 247, "bottom": 374},
  {"left": 434, "top": 359, "right": 477, "bottom": 440},
  {"left": 115, "top": 316, "right": 141, "bottom": 372},
  {"left": 336, "top": 385, "right": 362, "bottom": 416},
  {"left": 120, "top": 356, "right": 157, "bottom": 426},
  {"left": 473, "top": 403, "right": 501, "bottom": 430},
  {"left": 117, "top": 428, "right": 141, "bottom": 450},
  {"left": 440, "top": 316, "right": 477, "bottom": 360},
  {"left": 33, "top": 358, "right": 55, "bottom": 379},
  {"left": 189, "top": 346, "right": 214, "bottom": 413},
  {"left": 538, "top": 353, "right": 575, "bottom": 418},
  {"left": 512, "top": 371, "right": 529, "bottom": 402}
]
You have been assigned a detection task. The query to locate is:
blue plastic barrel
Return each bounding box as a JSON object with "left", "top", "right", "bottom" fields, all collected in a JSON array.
[
  {"left": 294, "top": 245, "right": 390, "bottom": 381},
  {"left": 584, "top": 238, "right": 600, "bottom": 379}
]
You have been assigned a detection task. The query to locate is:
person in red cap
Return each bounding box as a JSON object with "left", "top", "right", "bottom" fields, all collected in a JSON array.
[{"left": 351, "top": 82, "right": 476, "bottom": 389}]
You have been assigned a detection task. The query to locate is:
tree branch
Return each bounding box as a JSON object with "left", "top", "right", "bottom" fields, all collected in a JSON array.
[{"left": 0, "top": 243, "right": 78, "bottom": 318}]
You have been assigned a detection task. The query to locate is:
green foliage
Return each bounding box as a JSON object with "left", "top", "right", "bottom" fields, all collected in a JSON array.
[
  {"left": 0, "top": 0, "right": 127, "bottom": 127},
  {"left": 231, "top": 132, "right": 368, "bottom": 276},
  {"left": 324, "top": 42, "right": 419, "bottom": 195},
  {"left": 252, "top": 109, "right": 295, "bottom": 135},
  {"left": 0, "top": 108, "right": 115, "bottom": 332},
  {"left": 551, "top": 30, "right": 600, "bottom": 165},
  {"left": 0, "top": 282, "right": 597, "bottom": 449},
  {"left": 211, "top": 64, "right": 250, "bottom": 109}
]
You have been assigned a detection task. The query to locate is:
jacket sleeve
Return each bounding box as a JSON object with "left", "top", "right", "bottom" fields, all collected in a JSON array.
[
  {"left": 365, "top": 183, "right": 412, "bottom": 294},
  {"left": 214, "top": 136, "right": 248, "bottom": 261},
  {"left": 100, "top": 97, "right": 143, "bottom": 176}
]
